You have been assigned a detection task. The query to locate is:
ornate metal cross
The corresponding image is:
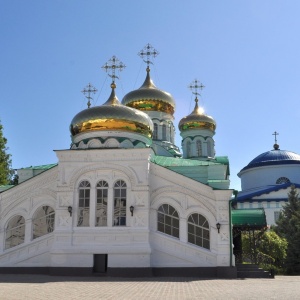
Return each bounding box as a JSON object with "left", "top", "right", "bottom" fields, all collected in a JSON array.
[
  {"left": 81, "top": 83, "right": 97, "bottom": 108},
  {"left": 189, "top": 79, "right": 205, "bottom": 97},
  {"left": 101, "top": 55, "right": 126, "bottom": 82},
  {"left": 272, "top": 131, "right": 279, "bottom": 144},
  {"left": 138, "top": 43, "right": 159, "bottom": 66}
]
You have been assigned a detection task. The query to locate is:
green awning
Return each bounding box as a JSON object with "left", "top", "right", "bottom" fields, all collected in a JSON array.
[{"left": 232, "top": 208, "right": 267, "bottom": 229}]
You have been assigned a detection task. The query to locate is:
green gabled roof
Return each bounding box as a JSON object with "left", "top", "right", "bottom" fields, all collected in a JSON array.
[
  {"left": 215, "top": 156, "right": 230, "bottom": 175},
  {"left": 232, "top": 208, "right": 267, "bottom": 228},
  {"left": 19, "top": 163, "right": 57, "bottom": 170},
  {"left": 151, "top": 156, "right": 220, "bottom": 167}
]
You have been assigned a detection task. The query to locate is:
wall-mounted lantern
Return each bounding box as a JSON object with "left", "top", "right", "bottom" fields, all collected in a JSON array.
[
  {"left": 68, "top": 206, "right": 72, "bottom": 217},
  {"left": 130, "top": 206, "right": 134, "bottom": 216},
  {"left": 216, "top": 222, "right": 221, "bottom": 233}
]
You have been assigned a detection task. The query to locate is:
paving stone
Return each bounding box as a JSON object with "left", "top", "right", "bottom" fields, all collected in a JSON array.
[{"left": 0, "top": 275, "right": 299, "bottom": 299}]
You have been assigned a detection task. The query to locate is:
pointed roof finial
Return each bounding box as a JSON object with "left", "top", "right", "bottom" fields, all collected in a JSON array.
[
  {"left": 81, "top": 83, "right": 97, "bottom": 108},
  {"left": 101, "top": 55, "right": 126, "bottom": 86},
  {"left": 138, "top": 43, "right": 159, "bottom": 70},
  {"left": 272, "top": 131, "right": 280, "bottom": 150}
]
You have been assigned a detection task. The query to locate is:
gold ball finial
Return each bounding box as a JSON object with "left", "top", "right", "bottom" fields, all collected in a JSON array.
[
  {"left": 111, "top": 82, "right": 116, "bottom": 89},
  {"left": 273, "top": 143, "right": 279, "bottom": 150}
]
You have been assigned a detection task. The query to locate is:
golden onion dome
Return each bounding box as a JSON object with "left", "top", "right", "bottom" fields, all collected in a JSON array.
[
  {"left": 121, "top": 67, "right": 176, "bottom": 115},
  {"left": 178, "top": 98, "right": 216, "bottom": 132},
  {"left": 70, "top": 83, "right": 153, "bottom": 138}
]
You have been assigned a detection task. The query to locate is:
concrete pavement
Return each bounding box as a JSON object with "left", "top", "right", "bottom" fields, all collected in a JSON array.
[{"left": 0, "top": 274, "right": 299, "bottom": 299}]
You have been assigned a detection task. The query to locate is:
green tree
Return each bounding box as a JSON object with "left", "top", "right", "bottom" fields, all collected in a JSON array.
[
  {"left": 0, "top": 121, "right": 12, "bottom": 185},
  {"left": 242, "top": 229, "right": 287, "bottom": 273},
  {"left": 275, "top": 185, "right": 300, "bottom": 274}
]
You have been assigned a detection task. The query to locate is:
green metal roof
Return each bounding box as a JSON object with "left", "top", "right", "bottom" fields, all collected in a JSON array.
[
  {"left": 19, "top": 163, "right": 57, "bottom": 170},
  {"left": 151, "top": 156, "right": 220, "bottom": 167},
  {"left": 232, "top": 209, "right": 267, "bottom": 228}
]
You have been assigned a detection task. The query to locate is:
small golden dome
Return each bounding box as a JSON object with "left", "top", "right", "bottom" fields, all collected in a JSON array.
[
  {"left": 178, "top": 98, "right": 216, "bottom": 132},
  {"left": 70, "top": 86, "right": 153, "bottom": 138},
  {"left": 122, "top": 67, "right": 176, "bottom": 115}
]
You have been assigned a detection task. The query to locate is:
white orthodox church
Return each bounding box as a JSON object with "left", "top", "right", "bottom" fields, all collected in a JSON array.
[
  {"left": 235, "top": 140, "right": 300, "bottom": 226},
  {"left": 0, "top": 46, "right": 235, "bottom": 277}
]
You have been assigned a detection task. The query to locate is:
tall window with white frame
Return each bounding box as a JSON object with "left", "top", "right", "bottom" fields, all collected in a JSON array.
[
  {"left": 157, "top": 204, "right": 179, "bottom": 238},
  {"left": 113, "top": 180, "right": 127, "bottom": 226},
  {"left": 196, "top": 140, "right": 202, "bottom": 157},
  {"left": 188, "top": 213, "right": 210, "bottom": 250},
  {"left": 5, "top": 215, "right": 25, "bottom": 250},
  {"left": 153, "top": 123, "right": 158, "bottom": 140},
  {"left": 77, "top": 180, "right": 91, "bottom": 227},
  {"left": 96, "top": 180, "right": 108, "bottom": 226},
  {"left": 32, "top": 206, "right": 55, "bottom": 239}
]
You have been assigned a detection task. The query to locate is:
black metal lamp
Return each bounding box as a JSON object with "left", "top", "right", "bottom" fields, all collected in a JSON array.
[
  {"left": 216, "top": 222, "right": 221, "bottom": 233},
  {"left": 68, "top": 206, "right": 72, "bottom": 217},
  {"left": 129, "top": 206, "right": 134, "bottom": 216}
]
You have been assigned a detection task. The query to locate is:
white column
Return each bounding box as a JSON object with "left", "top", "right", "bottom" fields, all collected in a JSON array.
[
  {"left": 25, "top": 219, "right": 32, "bottom": 243},
  {"left": 89, "top": 187, "right": 96, "bottom": 227},
  {"left": 107, "top": 186, "right": 113, "bottom": 227}
]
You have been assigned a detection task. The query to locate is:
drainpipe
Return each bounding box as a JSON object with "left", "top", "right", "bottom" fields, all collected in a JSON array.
[{"left": 229, "top": 199, "right": 233, "bottom": 267}]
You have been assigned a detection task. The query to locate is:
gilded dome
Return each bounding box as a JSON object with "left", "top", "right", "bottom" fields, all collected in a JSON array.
[
  {"left": 121, "top": 67, "right": 176, "bottom": 115},
  {"left": 178, "top": 98, "right": 216, "bottom": 132},
  {"left": 70, "top": 84, "right": 153, "bottom": 138}
]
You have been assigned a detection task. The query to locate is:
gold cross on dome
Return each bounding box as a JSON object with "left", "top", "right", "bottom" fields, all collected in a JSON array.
[
  {"left": 101, "top": 56, "right": 126, "bottom": 82},
  {"left": 138, "top": 43, "right": 159, "bottom": 66},
  {"left": 189, "top": 79, "right": 205, "bottom": 97},
  {"left": 81, "top": 83, "right": 97, "bottom": 108}
]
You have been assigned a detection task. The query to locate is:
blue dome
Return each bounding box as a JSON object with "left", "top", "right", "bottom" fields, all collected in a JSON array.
[{"left": 241, "top": 149, "right": 300, "bottom": 172}]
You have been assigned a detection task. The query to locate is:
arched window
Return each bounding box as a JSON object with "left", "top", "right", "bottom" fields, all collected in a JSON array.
[
  {"left": 196, "top": 140, "right": 202, "bottom": 156},
  {"left": 5, "top": 215, "right": 25, "bottom": 250},
  {"left": 157, "top": 204, "right": 179, "bottom": 238},
  {"left": 32, "top": 206, "right": 55, "bottom": 239},
  {"left": 153, "top": 123, "right": 158, "bottom": 140},
  {"left": 77, "top": 180, "right": 91, "bottom": 227},
  {"left": 96, "top": 180, "right": 108, "bottom": 226},
  {"left": 186, "top": 141, "right": 191, "bottom": 158},
  {"left": 207, "top": 140, "right": 212, "bottom": 157},
  {"left": 276, "top": 177, "right": 290, "bottom": 184},
  {"left": 188, "top": 213, "right": 210, "bottom": 250},
  {"left": 162, "top": 124, "right": 167, "bottom": 140},
  {"left": 114, "top": 180, "right": 126, "bottom": 226}
]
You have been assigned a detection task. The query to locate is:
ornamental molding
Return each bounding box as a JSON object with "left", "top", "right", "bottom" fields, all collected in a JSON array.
[
  {"left": 56, "top": 148, "right": 152, "bottom": 163},
  {"left": 69, "top": 162, "right": 137, "bottom": 190},
  {"left": 0, "top": 168, "right": 58, "bottom": 215},
  {"left": 58, "top": 216, "right": 70, "bottom": 227},
  {"left": 151, "top": 186, "right": 216, "bottom": 217},
  {"left": 220, "top": 232, "right": 229, "bottom": 241},
  {"left": 151, "top": 164, "right": 214, "bottom": 200}
]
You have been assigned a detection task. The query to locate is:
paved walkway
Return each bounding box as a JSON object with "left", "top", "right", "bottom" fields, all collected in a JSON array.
[{"left": 0, "top": 275, "right": 299, "bottom": 299}]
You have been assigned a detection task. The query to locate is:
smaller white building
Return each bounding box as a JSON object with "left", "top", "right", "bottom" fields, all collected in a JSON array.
[{"left": 236, "top": 143, "right": 300, "bottom": 225}]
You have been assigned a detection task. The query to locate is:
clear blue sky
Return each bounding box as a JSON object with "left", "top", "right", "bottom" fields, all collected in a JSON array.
[{"left": 1, "top": 0, "right": 300, "bottom": 190}]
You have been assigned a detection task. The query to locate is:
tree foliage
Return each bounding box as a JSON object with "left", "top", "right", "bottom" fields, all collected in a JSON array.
[
  {"left": 275, "top": 185, "right": 300, "bottom": 274},
  {"left": 242, "top": 229, "right": 287, "bottom": 273},
  {"left": 0, "top": 121, "right": 12, "bottom": 185}
]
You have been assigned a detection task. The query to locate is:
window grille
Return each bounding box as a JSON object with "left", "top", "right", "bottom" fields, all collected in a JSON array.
[
  {"left": 77, "top": 180, "right": 91, "bottom": 226},
  {"left": 187, "top": 213, "right": 210, "bottom": 250},
  {"left": 114, "top": 180, "right": 126, "bottom": 226},
  {"left": 157, "top": 204, "right": 179, "bottom": 238}
]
